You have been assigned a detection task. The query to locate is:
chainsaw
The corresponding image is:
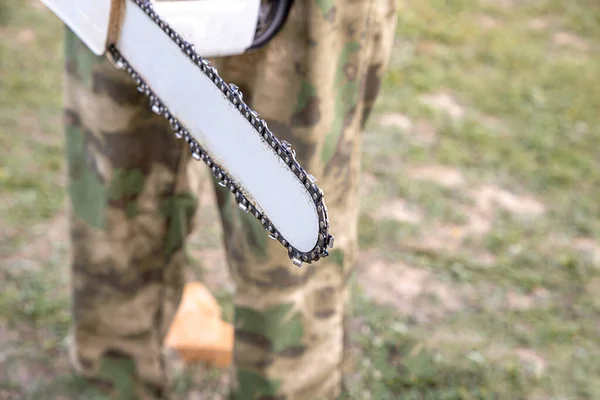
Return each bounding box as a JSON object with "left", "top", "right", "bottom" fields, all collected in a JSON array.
[{"left": 41, "top": 0, "right": 334, "bottom": 268}]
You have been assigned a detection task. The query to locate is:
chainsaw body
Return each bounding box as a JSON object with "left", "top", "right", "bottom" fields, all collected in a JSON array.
[{"left": 41, "top": 0, "right": 266, "bottom": 57}]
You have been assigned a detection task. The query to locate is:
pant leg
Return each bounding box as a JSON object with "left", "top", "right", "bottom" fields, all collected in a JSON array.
[
  {"left": 210, "top": 0, "right": 398, "bottom": 398},
  {"left": 63, "top": 28, "right": 197, "bottom": 399}
]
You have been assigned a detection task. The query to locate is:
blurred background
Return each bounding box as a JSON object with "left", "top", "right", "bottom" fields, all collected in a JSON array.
[{"left": 2, "top": 0, "right": 600, "bottom": 398}]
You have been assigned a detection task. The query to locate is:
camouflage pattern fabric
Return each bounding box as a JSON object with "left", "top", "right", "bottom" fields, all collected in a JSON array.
[{"left": 63, "top": 0, "right": 397, "bottom": 398}]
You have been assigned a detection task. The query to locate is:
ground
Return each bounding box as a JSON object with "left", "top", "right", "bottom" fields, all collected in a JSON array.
[{"left": 1, "top": 0, "right": 600, "bottom": 399}]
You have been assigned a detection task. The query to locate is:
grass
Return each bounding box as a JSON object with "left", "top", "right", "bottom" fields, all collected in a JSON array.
[
  {"left": 0, "top": 0, "right": 65, "bottom": 236},
  {"left": 2, "top": 0, "right": 600, "bottom": 399}
]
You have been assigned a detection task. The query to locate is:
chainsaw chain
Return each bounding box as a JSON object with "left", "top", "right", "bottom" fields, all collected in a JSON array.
[{"left": 108, "top": 0, "right": 334, "bottom": 267}]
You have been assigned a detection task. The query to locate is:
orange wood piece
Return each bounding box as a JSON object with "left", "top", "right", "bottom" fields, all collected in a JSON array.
[{"left": 164, "top": 282, "right": 233, "bottom": 368}]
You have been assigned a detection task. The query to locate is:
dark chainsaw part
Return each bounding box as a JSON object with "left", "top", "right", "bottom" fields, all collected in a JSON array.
[{"left": 250, "top": 0, "right": 294, "bottom": 50}]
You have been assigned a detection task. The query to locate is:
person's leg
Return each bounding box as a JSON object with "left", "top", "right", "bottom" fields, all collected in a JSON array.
[
  {"left": 63, "top": 28, "right": 197, "bottom": 398},
  {"left": 211, "top": 0, "right": 398, "bottom": 398}
]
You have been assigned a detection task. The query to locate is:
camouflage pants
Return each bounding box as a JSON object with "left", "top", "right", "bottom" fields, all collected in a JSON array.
[{"left": 63, "top": 0, "right": 397, "bottom": 398}]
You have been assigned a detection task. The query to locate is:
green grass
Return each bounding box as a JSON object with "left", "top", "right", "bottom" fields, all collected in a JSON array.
[
  {"left": 355, "top": 0, "right": 600, "bottom": 398},
  {"left": 2, "top": 0, "right": 600, "bottom": 398},
  {"left": 0, "top": 0, "right": 65, "bottom": 233}
]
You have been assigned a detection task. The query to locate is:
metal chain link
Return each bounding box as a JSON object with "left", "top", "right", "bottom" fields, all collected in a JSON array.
[{"left": 107, "top": 0, "right": 334, "bottom": 267}]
